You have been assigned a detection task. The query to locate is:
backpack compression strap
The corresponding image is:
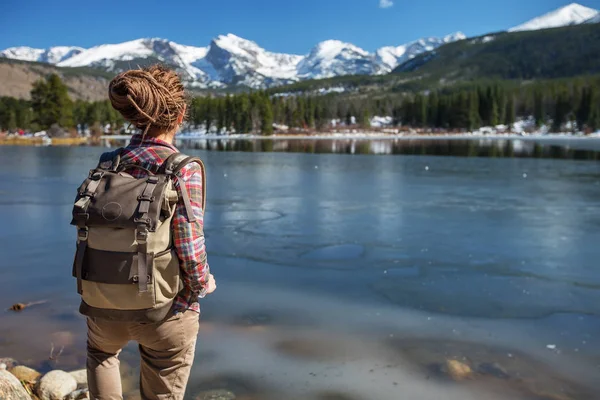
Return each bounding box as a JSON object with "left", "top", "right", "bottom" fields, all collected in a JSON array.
[{"left": 161, "top": 153, "right": 207, "bottom": 222}]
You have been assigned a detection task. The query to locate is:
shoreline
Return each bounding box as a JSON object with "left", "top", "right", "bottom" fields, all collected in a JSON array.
[{"left": 1, "top": 132, "right": 599, "bottom": 147}]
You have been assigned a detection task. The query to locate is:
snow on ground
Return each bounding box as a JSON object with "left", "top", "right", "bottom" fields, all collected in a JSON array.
[{"left": 371, "top": 116, "right": 393, "bottom": 127}]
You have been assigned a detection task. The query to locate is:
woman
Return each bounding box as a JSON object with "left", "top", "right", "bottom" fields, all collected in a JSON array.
[{"left": 83, "top": 65, "right": 216, "bottom": 400}]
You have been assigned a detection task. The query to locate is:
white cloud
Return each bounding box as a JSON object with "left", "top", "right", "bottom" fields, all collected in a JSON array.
[{"left": 379, "top": 0, "right": 393, "bottom": 8}]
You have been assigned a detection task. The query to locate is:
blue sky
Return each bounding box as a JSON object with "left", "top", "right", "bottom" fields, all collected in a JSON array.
[{"left": 1, "top": 0, "right": 599, "bottom": 53}]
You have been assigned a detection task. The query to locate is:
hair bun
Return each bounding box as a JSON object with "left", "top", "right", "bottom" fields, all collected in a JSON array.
[{"left": 108, "top": 65, "right": 186, "bottom": 137}]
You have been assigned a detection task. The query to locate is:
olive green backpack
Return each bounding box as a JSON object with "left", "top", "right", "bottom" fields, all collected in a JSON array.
[{"left": 71, "top": 149, "right": 206, "bottom": 322}]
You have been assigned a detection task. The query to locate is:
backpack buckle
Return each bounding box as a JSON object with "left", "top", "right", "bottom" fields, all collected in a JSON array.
[
  {"left": 147, "top": 176, "right": 159, "bottom": 184},
  {"left": 77, "top": 227, "right": 89, "bottom": 242},
  {"left": 90, "top": 171, "right": 105, "bottom": 181},
  {"left": 136, "top": 228, "right": 149, "bottom": 244}
]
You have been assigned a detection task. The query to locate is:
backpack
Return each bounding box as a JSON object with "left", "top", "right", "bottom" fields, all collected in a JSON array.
[{"left": 71, "top": 148, "right": 206, "bottom": 322}]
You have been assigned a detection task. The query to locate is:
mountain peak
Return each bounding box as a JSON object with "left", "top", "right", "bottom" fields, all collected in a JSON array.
[{"left": 509, "top": 2, "right": 599, "bottom": 32}]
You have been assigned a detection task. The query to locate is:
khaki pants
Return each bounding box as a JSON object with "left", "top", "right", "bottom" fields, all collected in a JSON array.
[{"left": 86, "top": 310, "right": 200, "bottom": 400}]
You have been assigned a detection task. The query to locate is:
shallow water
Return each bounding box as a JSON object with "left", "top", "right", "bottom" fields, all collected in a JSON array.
[{"left": 1, "top": 142, "right": 600, "bottom": 400}]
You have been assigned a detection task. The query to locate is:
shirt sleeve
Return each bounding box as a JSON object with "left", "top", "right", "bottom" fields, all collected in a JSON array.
[{"left": 171, "top": 162, "right": 210, "bottom": 297}]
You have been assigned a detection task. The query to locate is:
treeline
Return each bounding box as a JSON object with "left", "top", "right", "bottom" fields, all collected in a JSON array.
[
  {"left": 2, "top": 74, "right": 600, "bottom": 134},
  {"left": 188, "top": 78, "right": 600, "bottom": 133}
]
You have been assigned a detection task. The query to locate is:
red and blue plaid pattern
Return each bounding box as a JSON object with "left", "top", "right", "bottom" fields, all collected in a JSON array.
[{"left": 117, "top": 134, "right": 209, "bottom": 313}]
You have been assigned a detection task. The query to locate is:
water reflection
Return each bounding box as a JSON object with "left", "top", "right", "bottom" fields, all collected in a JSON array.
[{"left": 173, "top": 138, "right": 600, "bottom": 159}]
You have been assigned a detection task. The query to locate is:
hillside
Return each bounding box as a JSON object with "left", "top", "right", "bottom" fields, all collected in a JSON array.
[
  {"left": 0, "top": 58, "right": 111, "bottom": 101},
  {"left": 393, "top": 23, "right": 600, "bottom": 81},
  {"left": 270, "top": 22, "right": 600, "bottom": 95}
]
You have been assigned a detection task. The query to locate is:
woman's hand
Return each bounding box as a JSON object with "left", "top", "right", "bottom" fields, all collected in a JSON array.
[{"left": 206, "top": 274, "right": 217, "bottom": 294}]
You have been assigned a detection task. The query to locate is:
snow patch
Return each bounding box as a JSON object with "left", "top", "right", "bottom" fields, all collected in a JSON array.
[{"left": 509, "top": 3, "right": 599, "bottom": 32}]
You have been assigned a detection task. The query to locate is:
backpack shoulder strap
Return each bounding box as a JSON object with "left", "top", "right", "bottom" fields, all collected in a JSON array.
[
  {"left": 97, "top": 148, "right": 124, "bottom": 171},
  {"left": 160, "top": 152, "right": 207, "bottom": 222}
]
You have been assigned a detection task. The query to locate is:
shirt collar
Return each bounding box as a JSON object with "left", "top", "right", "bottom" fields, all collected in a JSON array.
[{"left": 128, "top": 134, "right": 178, "bottom": 152}]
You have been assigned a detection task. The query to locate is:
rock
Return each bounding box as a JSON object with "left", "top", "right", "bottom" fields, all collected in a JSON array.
[
  {"left": 195, "top": 390, "right": 236, "bottom": 400},
  {"left": 9, "top": 303, "right": 26, "bottom": 312},
  {"left": 0, "top": 369, "right": 32, "bottom": 400},
  {"left": 445, "top": 359, "right": 472, "bottom": 381},
  {"left": 68, "top": 370, "right": 87, "bottom": 389},
  {"left": 0, "top": 358, "right": 18, "bottom": 370},
  {"left": 0, "top": 364, "right": 6, "bottom": 370},
  {"left": 36, "top": 370, "right": 77, "bottom": 400},
  {"left": 65, "top": 388, "right": 89, "bottom": 400},
  {"left": 477, "top": 362, "right": 509, "bottom": 379},
  {"left": 9, "top": 366, "right": 41, "bottom": 383}
]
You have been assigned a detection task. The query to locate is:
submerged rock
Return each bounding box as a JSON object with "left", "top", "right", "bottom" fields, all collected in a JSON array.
[
  {"left": 9, "top": 366, "right": 41, "bottom": 383},
  {"left": 477, "top": 362, "right": 509, "bottom": 379},
  {"left": 0, "top": 370, "right": 32, "bottom": 400},
  {"left": 68, "top": 369, "right": 87, "bottom": 389},
  {"left": 36, "top": 370, "right": 77, "bottom": 400},
  {"left": 195, "top": 389, "right": 236, "bottom": 400},
  {"left": 444, "top": 359, "right": 472, "bottom": 381}
]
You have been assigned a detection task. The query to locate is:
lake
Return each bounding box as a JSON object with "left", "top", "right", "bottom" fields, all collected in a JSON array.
[{"left": 1, "top": 139, "right": 599, "bottom": 400}]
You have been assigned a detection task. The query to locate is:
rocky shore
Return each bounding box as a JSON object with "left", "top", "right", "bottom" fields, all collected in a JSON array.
[{"left": 0, "top": 359, "right": 88, "bottom": 400}]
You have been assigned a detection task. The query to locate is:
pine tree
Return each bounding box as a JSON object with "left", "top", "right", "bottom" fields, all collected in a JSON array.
[
  {"left": 204, "top": 97, "right": 214, "bottom": 133},
  {"left": 30, "top": 74, "right": 74, "bottom": 129},
  {"left": 468, "top": 91, "right": 480, "bottom": 130},
  {"left": 361, "top": 108, "right": 370, "bottom": 129},
  {"left": 552, "top": 91, "right": 571, "bottom": 132},
  {"left": 587, "top": 87, "right": 599, "bottom": 131},
  {"left": 428, "top": 91, "right": 439, "bottom": 127},
  {"left": 414, "top": 94, "right": 427, "bottom": 127},
  {"left": 534, "top": 90, "right": 545, "bottom": 127},
  {"left": 505, "top": 95, "right": 516, "bottom": 128},
  {"left": 7, "top": 110, "right": 17, "bottom": 131},
  {"left": 260, "top": 95, "right": 274, "bottom": 135},
  {"left": 576, "top": 87, "right": 592, "bottom": 130},
  {"left": 345, "top": 109, "right": 352, "bottom": 126}
]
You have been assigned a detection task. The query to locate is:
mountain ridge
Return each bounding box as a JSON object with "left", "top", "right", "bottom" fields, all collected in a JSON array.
[
  {"left": 0, "top": 33, "right": 467, "bottom": 89},
  {"left": 0, "top": 3, "right": 598, "bottom": 90}
]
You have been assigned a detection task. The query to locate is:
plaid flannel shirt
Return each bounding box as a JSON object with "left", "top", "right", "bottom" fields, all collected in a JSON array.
[{"left": 116, "top": 134, "right": 209, "bottom": 313}]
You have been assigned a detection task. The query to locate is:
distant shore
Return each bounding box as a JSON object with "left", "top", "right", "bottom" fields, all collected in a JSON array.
[{"left": 2, "top": 132, "right": 600, "bottom": 147}]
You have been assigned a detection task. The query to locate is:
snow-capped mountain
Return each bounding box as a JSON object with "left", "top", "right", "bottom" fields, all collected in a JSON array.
[
  {"left": 0, "top": 46, "right": 84, "bottom": 64},
  {"left": 297, "top": 40, "right": 384, "bottom": 79},
  {"left": 509, "top": 3, "right": 599, "bottom": 32},
  {"left": 0, "top": 36, "right": 440, "bottom": 88},
  {"left": 1, "top": 33, "right": 462, "bottom": 89},
  {"left": 376, "top": 32, "right": 467, "bottom": 70},
  {"left": 201, "top": 34, "right": 303, "bottom": 87}
]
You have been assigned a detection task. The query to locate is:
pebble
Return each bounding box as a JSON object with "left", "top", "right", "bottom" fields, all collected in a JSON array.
[
  {"left": 65, "top": 388, "right": 89, "bottom": 400},
  {"left": 0, "top": 369, "right": 32, "bottom": 400},
  {"left": 445, "top": 359, "right": 472, "bottom": 381},
  {"left": 36, "top": 370, "right": 77, "bottom": 400},
  {"left": 546, "top": 344, "right": 557, "bottom": 350}
]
